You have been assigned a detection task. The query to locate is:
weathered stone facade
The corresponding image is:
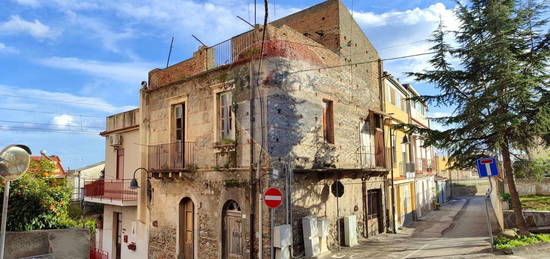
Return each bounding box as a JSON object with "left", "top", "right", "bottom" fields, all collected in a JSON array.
[{"left": 139, "top": 0, "right": 389, "bottom": 258}]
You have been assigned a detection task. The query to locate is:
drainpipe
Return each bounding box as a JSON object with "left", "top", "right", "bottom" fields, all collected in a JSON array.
[{"left": 389, "top": 121, "right": 396, "bottom": 234}]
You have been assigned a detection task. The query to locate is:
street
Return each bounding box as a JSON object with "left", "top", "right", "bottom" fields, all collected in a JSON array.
[{"left": 320, "top": 196, "right": 510, "bottom": 258}]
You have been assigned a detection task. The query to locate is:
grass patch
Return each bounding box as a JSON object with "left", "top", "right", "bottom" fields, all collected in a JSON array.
[
  {"left": 520, "top": 195, "right": 550, "bottom": 211},
  {"left": 494, "top": 234, "right": 550, "bottom": 250}
]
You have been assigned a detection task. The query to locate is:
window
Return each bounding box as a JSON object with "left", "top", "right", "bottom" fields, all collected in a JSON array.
[
  {"left": 322, "top": 99, "right": 334, "bottom": 144},
  {"left": 218, "top": 91, "right": 234, "bottom": 140},
  {"left": 116, "top": 148, "right": 124, "bottom": 179},
  {"left": 390, "top": 88, "right": 396, "bottom": 105},
  {"left": 174, "top": 104, "right": 185, "bottom": 142},
  {"left": 386, "top": 84, "right": 391, "bottom": 103},
  {"left": 367, "top": 189, "right": 381, "bottom": 219},
  {"left": 174, "top": 103, "right": 186, "bottom": 167}
]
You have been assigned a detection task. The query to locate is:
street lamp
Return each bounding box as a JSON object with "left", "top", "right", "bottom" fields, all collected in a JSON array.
[
  {"left": 129, "top": 168, "right": 149, "bottom": 189},
  {"left": 0, "top": 144, "right": 32, "bottom": 259}
]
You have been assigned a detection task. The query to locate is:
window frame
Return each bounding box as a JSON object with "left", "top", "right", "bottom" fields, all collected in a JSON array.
[
  {"left": 116, "top": 148, "right": 124, "bottom": 179},
  {"left": 218, "top": 91, "right": 234, "bottom": 141}
]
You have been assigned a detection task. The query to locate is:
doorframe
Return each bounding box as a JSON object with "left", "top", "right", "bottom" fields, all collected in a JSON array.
[
  {"left": 176, "top": 195, "right": 199, "bottom": 259},
  {"left": 113, "top": 212, "right": 122, "bottom": 259},
  {"left": 221, "top": 200, "right": 243, "bottom": 258}
]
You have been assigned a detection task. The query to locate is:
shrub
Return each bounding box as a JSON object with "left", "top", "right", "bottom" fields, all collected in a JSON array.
[
  {"left": 0, "top": 159, "right": 94, "bottom": 232},
  {"left": 494, "top": 234, "right": 550, "bottom": 250}
]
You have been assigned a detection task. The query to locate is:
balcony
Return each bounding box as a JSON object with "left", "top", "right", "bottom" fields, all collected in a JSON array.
[
  {"left": 83, "top": 179, "right": 137, "bottom": 206},
  {"left": 148, "top": 142, "right": 196, "bottom": 173},
  {"left": 89, "top": 247, "right": 109, "bottom": 259},
  {"left": 357, "top": 146, "right": 376, "bottom": 169},
  {"left": 398, "top": 162, "right": 416, "bottom": 176}
]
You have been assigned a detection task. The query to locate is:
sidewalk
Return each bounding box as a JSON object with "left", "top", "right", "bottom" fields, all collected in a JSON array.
[
  {"left": 410, "top": 198, "right": 468, "bottom": 238},
  {"left": 316, "top": 198, "right": 481, "bottom": 259}
]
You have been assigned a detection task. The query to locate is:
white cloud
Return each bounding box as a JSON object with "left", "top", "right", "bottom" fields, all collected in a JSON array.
[
  {"left": 13, "top": 0, "right": 41, "bottom": 7},
  {"left": 104, "top": 0, "right": 298, "bottom": 45},
  {"left": 0, "top": 84, "right": 134, "bottom": 113},
  {"left": 0, "top": 42, "right": 18, "bottom": 54},
  {"left": 37, "top": 56, "right": 152, "bottom": 84},
  {"left": 52, "top": 114, "right": 75, "bottom": 128},
  {"left": 64, "top": 11, "right": 134, "bottom": 53},
  {"left": 354, "top": 3, "right": 459, "bottom": 83},
  {"left": 0, "top": 15, "right": 60, "bottom": 39}
]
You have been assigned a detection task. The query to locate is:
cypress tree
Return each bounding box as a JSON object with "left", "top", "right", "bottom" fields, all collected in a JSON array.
[{"left": 409, "top": 0, "right": 549, "bottom": 234}]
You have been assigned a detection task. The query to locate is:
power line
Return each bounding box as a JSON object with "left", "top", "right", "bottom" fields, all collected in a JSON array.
[
  {"left": 0, "top": 94, "right": 125, "bottom": 110},
  {"left": 0, "top": 107, "right": 106, "bottom": 118},
  {"left": 0, "top": 120, "right": 104, "bottom": 130},
  {"left": 378, "top": 40, "right": 429, "bottom": 50},
  {"left": 0, "top": 125, "right": 99, "bottom": 135},
  {"left": 288, "top": 51, "right": 437, "bottom": 74}
]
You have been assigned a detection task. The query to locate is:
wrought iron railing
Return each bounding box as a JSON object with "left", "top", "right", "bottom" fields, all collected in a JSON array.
[
  {"left": 357, "top": 145, "right": 376, "bottom": 169},
  {"left": 148, "top": 142, "right": 196, "bottom": 171},
  {"left": 89, "top": 247, "right": 109, "bottom": 259},
  {"left": 83, "top": 179, "right": 137, "bottom": 201},
  {"left": 208, "top": 31, "right": 257, "bottom": 68}
]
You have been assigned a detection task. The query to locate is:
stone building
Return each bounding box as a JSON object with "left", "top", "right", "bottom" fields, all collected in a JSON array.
[{"left": 132, "top": 0, "right": 390, "bottom": 258}]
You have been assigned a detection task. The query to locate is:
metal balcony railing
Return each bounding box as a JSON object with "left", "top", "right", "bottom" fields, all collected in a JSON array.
[
  {"left": 83, "top": 179, "right": 137, "bottom": 201},
  {"left": 209, "top": 31, "right": 257, "bottom": 68},
  {"left": 357, "top": 145, "right": 376, "bottom": 169},
  {"left": 89, "top": 247, "right": 108, "bottom": 259},
  {"left": 148, "top": 142, "right": 196, "bottom": 171}
]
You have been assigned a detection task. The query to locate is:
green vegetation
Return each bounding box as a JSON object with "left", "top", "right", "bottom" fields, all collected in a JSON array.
[
  {"left": 520, "top": 195, "right": 550, "bottom": 211},
  {"left": 407, "top": 0, "right": 550, "bottom": 234},
  {"left": 514, "top": 159, "right": 550, "bottom": 181},
  {"left": 0, "top": 159, "right": 95, "bottom": 233},
  {"left": 494, "top": 234, "right": 550, "bottom": 250}
]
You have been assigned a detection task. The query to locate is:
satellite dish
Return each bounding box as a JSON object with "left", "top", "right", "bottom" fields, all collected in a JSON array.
[{"left": 0, "top": 145, "right": 32, "bottom": 180}]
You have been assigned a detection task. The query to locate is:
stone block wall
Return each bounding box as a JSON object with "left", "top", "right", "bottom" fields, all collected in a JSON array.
[
  {"left": 514, "top": 179, "right": 550, "bottom": 196},
  {"left": 147, "top": 170, "right": 252, "bottom": 259},
  {"left": 287, "top": 173, "right": 386, "bottom": 255},
  {"left": 5, "top": 228, "right": 90, "bottom": 259}
]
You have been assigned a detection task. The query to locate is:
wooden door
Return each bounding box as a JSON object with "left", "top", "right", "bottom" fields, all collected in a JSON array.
[
  {"left": 179, "top": 199, "right": 194, "bottom": 259},
  {"left": 174, "top": 103, "right": 186, "bottom": 169},
  {"left": 224, "top": 210, "right": 243, "bottom": 259}
]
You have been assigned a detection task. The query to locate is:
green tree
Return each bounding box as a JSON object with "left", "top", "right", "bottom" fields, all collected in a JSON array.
[
  {"left": 409, "top": 0, "right": 549, "bottom": 234},
  {"left": 0, "top": 159, "right": 87, "bottom": 231}
]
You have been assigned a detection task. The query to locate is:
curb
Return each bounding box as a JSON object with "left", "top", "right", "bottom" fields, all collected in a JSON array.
[{"left": 440, "top": 198, "right": 470, "bottom": 236}]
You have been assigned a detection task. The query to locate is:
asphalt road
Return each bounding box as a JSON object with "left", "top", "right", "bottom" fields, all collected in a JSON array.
[
  {"left": 400, "top": 196, "right": 497, "bottom": 258},
  {"left": 320, "top": 196, "right": 502, "bottom": 259}
]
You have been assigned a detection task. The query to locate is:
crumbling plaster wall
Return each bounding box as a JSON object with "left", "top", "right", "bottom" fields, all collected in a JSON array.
[
  {"left": 142, "top": 13, "right": 384, "bottom": 257},
  {"left": 288, "top": 174, "right": 386, "bottom": 254},
  {"left": 148, "top": 170, "right": 252, "bottom": 259}
]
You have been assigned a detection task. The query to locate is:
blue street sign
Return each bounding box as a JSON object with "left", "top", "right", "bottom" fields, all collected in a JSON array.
[{"left": 476, "top": 157, "right": 499, "bottom": 178}]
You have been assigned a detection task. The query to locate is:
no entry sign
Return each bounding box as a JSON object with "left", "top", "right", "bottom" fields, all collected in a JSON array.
[{"left": 264, "top": 187, "right": 283, "bottom": 209}]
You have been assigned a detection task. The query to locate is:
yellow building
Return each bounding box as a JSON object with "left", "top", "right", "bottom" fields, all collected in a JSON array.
[{"left": 383, "top": 73, "right": 417, "bottom": 228}]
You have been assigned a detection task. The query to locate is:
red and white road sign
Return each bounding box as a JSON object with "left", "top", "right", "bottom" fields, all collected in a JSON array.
[{"left": 264, "top": 187, "right": 283, "bottom": 209}]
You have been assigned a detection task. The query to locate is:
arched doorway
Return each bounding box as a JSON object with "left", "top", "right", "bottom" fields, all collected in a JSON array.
[
  {"left": 179, "top": 198, "right": 194, "bottom": 259},
  {"left": 222, "top": 200, "right": 242, "bottom": 259}
]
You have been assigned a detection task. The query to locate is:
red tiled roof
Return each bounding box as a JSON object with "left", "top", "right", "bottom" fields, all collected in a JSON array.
[{"left": 30, "top": 156, "right": 66, "bottom": 176}]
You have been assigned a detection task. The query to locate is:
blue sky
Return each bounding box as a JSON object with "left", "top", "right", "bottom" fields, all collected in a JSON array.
[{"left": 0, "top": 0, "right": 459, "bottom": 169}]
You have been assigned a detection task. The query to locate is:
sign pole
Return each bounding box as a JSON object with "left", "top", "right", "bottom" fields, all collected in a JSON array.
[
  {"left": 484, "top": 177, "right": 494, "bottom": 252},
  {"left": 0, "top": 180, "right": 10, "bottom": 259}
]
